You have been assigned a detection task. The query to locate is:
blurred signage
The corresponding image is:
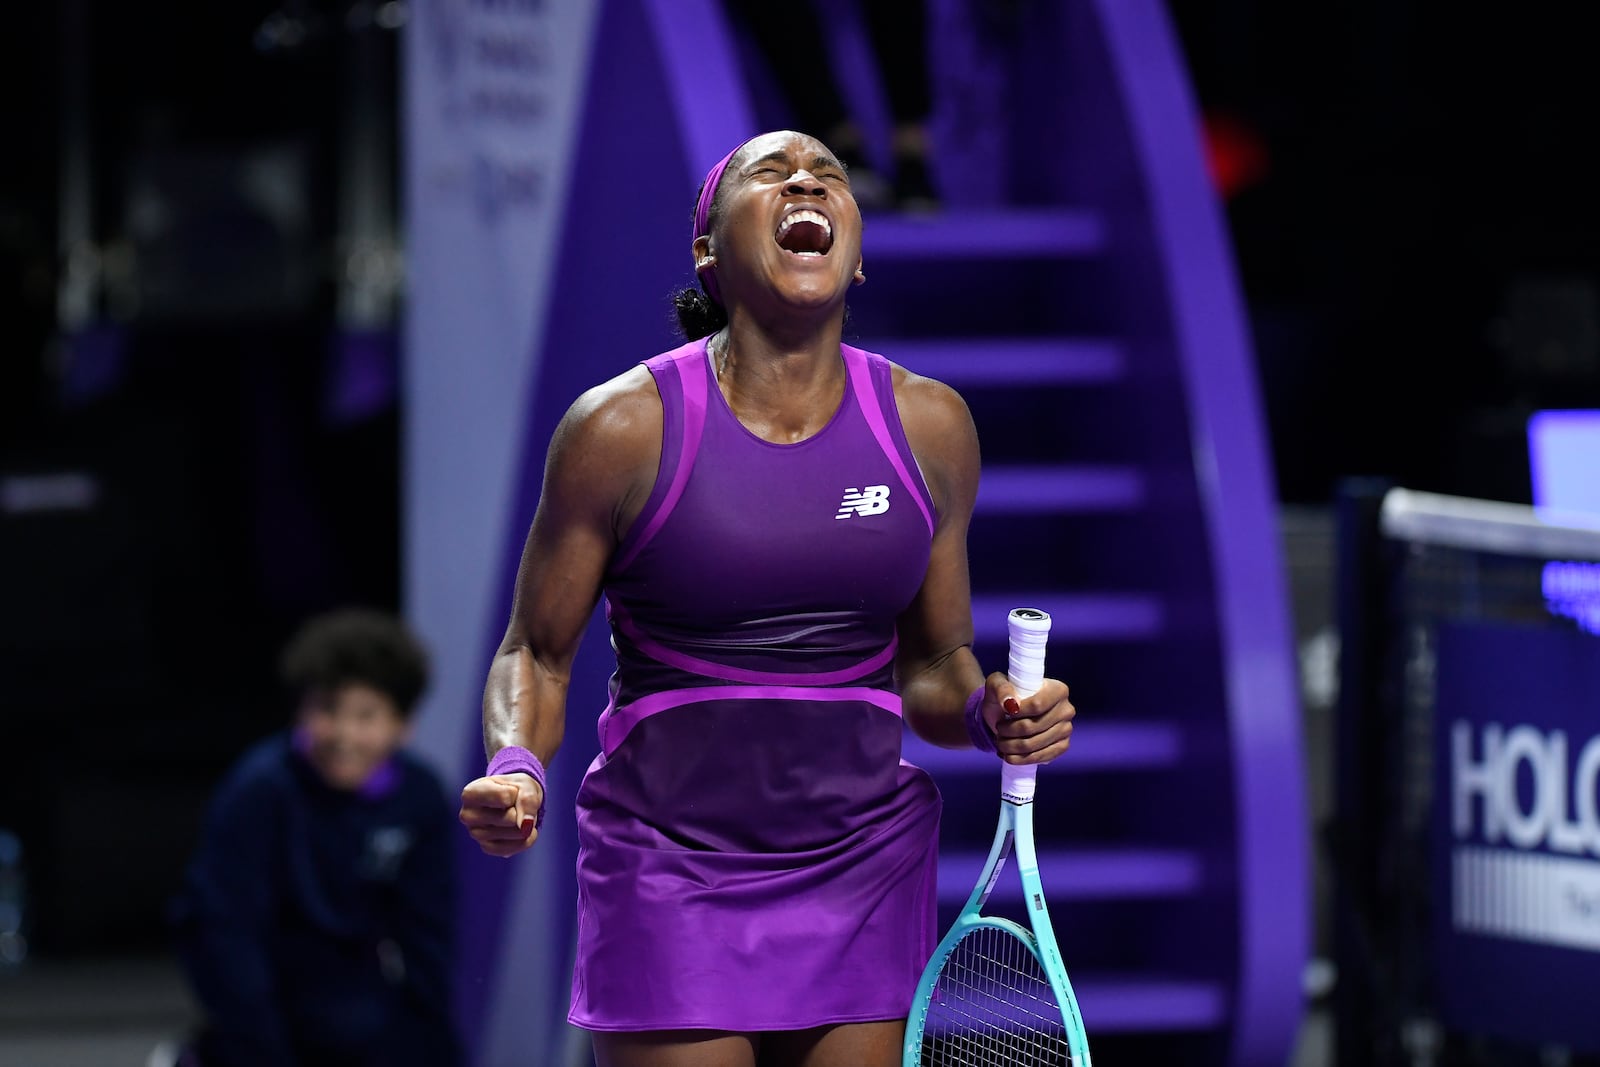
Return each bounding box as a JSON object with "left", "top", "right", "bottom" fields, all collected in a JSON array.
[
  {"left": 1545, "top": 562, "right": 1600, "bottom": 634},
  {"left": 403, "top": 1, "right": 599, "bottom": 1064},
  {"left": 417, "top": 0, "right": 574, "bottom": 228},
  {"left": 1433, "top": 621, "right": 1600, "bottom": 1051}
]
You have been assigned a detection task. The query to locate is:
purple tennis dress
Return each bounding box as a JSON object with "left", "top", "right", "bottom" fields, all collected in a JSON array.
[{"left": 569, "top": 338, "right": 943, "bottom": 1031}]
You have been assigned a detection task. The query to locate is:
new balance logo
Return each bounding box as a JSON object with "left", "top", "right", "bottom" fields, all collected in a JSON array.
[{"left": 836, "top": 485, "right": 891, "bottom": 519}]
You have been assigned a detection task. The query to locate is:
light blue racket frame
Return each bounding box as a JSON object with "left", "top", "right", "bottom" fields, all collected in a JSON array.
[
  {"left": 902, "top": 762, "right": 1093, "bottom": 1066},
  {"left": 904, "top": 609, "right": 1092, "bottom": 1066}
]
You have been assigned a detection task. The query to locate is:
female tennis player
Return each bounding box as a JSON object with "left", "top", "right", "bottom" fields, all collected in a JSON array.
[{"left": 458, "top": 130, "right": 1077, "bottom": 1067}]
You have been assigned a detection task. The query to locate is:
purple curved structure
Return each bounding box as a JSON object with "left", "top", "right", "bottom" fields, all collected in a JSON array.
[
  {"left": 416, "top": 0, "right": 1309, "bottom": 1062},
  {"left": 1088, "top": 2, "right": 1310, "bottom": 1061}
]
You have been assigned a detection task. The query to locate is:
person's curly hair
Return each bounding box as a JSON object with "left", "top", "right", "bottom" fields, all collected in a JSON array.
[{"left": 279, "top": 608, "right": 431, "bottom": 719}]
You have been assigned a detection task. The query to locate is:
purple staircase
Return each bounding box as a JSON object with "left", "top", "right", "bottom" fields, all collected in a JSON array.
[{"left": 836, "top": 1, "right": 1310, "bottom": 1063}]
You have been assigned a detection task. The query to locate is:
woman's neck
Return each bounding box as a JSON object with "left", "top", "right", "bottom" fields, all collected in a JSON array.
[{"left": 709, "top": 321, "right": 848, "bottom": 444}]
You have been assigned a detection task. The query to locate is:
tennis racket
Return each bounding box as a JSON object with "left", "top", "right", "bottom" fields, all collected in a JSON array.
[{"left": 903, "top": 606, "right": 1091, "bottom": 1067}]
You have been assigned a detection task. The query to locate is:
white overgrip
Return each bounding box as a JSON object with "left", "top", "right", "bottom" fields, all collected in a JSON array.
[{"left": 1000, "top": 607, "right": 1052, "bottom": 803}]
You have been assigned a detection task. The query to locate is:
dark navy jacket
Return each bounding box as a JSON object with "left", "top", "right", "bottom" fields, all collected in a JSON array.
[{"left": 171, "top": 733, "right": 461, "bottom": 1067}]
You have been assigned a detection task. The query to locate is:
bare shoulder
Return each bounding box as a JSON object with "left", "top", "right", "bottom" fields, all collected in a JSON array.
[
  {"left": 888, "top": 362, "right": 977, "bottom": 460},
  {"left": 552, "top": 365, "right": 661, "bottom": 459},
  {"left": 886, "top": 361, "right": 979, "bottom": 516},
  {"left": 544, "top": 365, "right": 662, "bottom": 531}
]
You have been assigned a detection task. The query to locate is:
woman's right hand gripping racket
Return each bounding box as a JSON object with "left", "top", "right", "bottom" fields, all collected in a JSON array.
[{"left": 903, "top": 607, "right": 1092, "bottom": 1067}]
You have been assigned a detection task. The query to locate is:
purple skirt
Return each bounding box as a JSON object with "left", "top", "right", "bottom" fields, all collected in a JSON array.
[{"left": 568, "top": 696, "right": 941, "bottom": 1031}]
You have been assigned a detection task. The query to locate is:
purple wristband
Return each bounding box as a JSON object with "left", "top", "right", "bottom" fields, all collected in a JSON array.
[
  {"left": 963, "top": 686, "right": 997, "bottom": 754},
  {"left": 486, "top": 745, "right": 547, "bottom": 829}
]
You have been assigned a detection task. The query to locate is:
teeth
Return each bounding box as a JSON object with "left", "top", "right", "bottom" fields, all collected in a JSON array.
[{"left": 776, "top": 209, "right": 831, "bottom": 240}]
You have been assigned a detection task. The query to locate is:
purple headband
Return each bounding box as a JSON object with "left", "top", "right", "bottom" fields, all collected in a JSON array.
[{"left": 693, "top": 138, "right": 753, "bottom": 307}]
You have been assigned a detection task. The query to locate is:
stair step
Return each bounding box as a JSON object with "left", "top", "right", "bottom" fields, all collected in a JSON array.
[
  {"left": 978, "top": 464, "right": 1145, "bottom": 513},
  {"left": 971, "top": 593, "right": 1164, "bottom": 642},
  {"left": 864, "top": 208, "right": 1107, "bottom": 259},
  {"left": 903, "top": 720, "right": 1183, "bottom": 774},
  {"left": 1077, "top": 976, "right": 1229, "bottom": 1032},
  {"left": 887, "top": 338, "right": 1126, "bottom": 386},
  {"left": 938, "top": 848, "right": 1204, "bottom": 905}
]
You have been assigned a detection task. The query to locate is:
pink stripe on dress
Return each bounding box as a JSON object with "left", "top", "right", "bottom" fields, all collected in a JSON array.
[
  {"left": 841, "top": 346, "right": 934, "bottom": 535},
  {"left": 613, "top": 342, "right": 712, "bottom": 572}
]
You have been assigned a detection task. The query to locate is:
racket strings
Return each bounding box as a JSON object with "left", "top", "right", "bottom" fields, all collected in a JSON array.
[{"left": 918, "top": 926, "right": 1074, "bottom": 1067}]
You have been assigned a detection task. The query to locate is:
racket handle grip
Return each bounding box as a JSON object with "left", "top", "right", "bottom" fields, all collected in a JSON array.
[
  {"left": 1006, "top": 607, "right": 1051, "bottom": 698},
  {"left": 1001, "top": 607, "right": 1052, "bottom": 802}
]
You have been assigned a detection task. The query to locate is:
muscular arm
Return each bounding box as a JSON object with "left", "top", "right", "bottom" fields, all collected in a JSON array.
[
  {"left": 461, "top": 367, "right": 661, "bottom": 855},
  {"left": 893, "top": 366, "right": 1077, "bottom": 762},
  {"left": 893, "top": 369, "right": 987, "bottom": 747}
]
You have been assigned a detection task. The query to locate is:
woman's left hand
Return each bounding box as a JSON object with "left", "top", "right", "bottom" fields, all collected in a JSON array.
[{"left": 982, "top": 674, "right": 1076, "bottom": 765}]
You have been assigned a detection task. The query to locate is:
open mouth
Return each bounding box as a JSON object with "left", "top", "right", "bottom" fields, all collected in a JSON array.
[{"left": 776, "top": 209, "right": 833, "bottom": 256}]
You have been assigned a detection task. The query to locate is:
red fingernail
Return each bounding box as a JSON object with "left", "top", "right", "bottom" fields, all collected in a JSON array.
[{"left": 1003, "top": 697, "right": 1020, "bottom": 714}]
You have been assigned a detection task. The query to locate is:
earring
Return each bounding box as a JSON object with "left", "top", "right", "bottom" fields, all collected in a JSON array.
[
  {"left": 697, "top": 255, "right": 716, "bottom": 269},
  {"left": 854, "top": 269, "right": 866, "bottom": 284}
]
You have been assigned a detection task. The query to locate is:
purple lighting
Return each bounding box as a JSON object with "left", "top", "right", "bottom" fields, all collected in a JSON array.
[{"left": 1529, "top": 410, "right": 1600, "bottom": 518}]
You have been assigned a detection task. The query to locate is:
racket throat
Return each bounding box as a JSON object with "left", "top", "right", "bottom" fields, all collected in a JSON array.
[
  {"left": 975, "top": 829, "right": 1014, "bottom": 911},
  {"left": 1001, "top": 761, "right": 1039, "bottom": 805}
]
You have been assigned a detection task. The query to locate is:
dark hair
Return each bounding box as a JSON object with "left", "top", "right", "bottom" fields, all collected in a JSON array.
[
  {"left": 673, "top": 285, "right": 728, "bottom": 340},
  {"left": 674, "top": 169, "right": 733, "bottom": 340},
  {"left": 279, "top": 608, "right": 430, "bottom": 718}
]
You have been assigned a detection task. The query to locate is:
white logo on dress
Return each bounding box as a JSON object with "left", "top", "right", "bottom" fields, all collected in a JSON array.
[{"left": 836, "top": 485, "right": 891, "bottom": 519}]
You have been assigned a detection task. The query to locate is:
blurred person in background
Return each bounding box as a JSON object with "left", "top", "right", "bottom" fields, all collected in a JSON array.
[{"left": 169, "top": 609, "right": 461, "bottom": 1067}]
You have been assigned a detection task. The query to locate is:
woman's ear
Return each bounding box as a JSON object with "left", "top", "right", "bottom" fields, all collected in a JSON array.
[
  {"left": 853, "top": 259, "right": 866, "bottom": 285},
  {"left": 693, "top": 234, "right": 714, "bottom": 270}
]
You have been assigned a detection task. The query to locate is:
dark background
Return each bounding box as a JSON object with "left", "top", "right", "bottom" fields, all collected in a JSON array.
[
  {"left": 0, "top": 0, "right": 1596, "bottom": 956},
  {"left": 0, "top": 0, "right": 403, "bottom": 955},
  {"left": 1166, "top": 0, "right": 1600, "bottom": 502}
]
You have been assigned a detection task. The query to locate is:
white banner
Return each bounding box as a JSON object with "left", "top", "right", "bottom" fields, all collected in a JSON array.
[
  {"left": 403, "top": 0, "right": 600, "bottom": 780},
  {"left": 1454, "top": 846, "right": 1600, "bottom": 951},
  {"left": 403, "top": 1, "right": 601, "bottom": 1063}
]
